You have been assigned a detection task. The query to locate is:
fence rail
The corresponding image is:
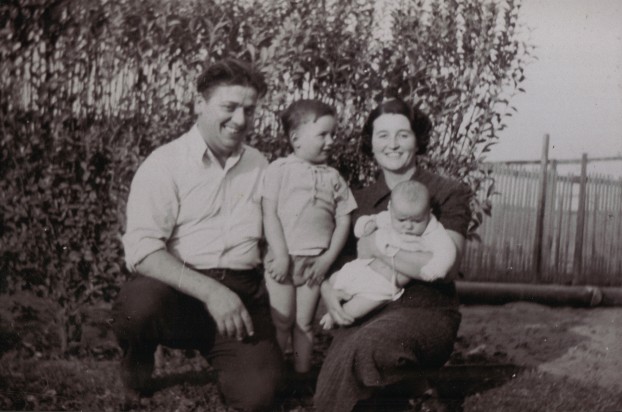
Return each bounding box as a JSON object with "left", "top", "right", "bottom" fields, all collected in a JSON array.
[{"left": 464, "top": 147, "right": 622, "bottom": 286}]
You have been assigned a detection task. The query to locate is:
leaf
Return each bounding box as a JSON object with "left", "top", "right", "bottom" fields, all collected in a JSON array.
[{"left": 1, "top": 0, "right": 532, "bottom": 354}]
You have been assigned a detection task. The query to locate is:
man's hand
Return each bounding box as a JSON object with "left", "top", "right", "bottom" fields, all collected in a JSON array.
[
  {"left": 320, "top": 281, "right": 354, "bottom": 326},
  {"left": 204, "top": 284, "right": 254, "bottom": 341},
  {"left": 135, "top": 250, "right": 255, "bottom": 341},
  {"left": 266, "top": 254, "right": 290, "bottom": 283}
]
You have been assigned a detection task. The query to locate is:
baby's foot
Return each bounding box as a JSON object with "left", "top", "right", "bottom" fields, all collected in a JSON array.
[{"left": 319, "top": 313, "right": 335, "bottom": 330}]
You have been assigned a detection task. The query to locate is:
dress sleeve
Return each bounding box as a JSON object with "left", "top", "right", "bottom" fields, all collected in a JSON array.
[
  {"left": 419, "top": 223, "right": 457, "bottom": 281},
  {"left": 437, "top": 181, "right": 472, "bottom": 237},
  {"left": 122, "top": 154, "right": 179, "bottom": 272}
]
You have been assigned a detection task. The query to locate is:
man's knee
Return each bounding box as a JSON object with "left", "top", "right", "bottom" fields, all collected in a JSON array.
[
  {"left": 210, "top": 334, "right": 283, "bottom": 411},
  {"left": 112, "top": 276, "right": 171, "bottom": 339},
  {"left": 219, "top": 359, "right": 282, "bottom": 411},
  {"left": 224, "top": 377, "right": 278, "bottom": 411}
]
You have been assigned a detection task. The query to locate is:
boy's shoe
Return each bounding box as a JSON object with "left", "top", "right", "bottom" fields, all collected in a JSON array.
[{"left": 278, "top": 364, "right": 318, "bottom": 399}]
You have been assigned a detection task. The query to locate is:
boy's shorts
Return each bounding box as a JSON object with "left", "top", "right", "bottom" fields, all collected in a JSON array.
[{"left": 263, "top": 248, "right": 320, "bottom": 286}]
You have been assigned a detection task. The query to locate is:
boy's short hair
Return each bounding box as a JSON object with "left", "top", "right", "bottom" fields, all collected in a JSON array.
[
  {"left": 391, "top": 180, "right": 430, "bottom": 209},
  {"left": 280, "top": 99, "right": 336, "bottom": 137},
  {"left": 196, "top": 58, "right": 267, "bottom": 99}
]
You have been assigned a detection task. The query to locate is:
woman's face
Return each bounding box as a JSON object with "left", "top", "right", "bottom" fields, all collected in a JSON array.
[{"left": 371, "top": 114, "right": 417, "bottom": 174}]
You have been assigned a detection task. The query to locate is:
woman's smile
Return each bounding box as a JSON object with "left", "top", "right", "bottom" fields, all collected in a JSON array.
[{"left": 371, "top": 114, "right": 417, "bottom": 173}]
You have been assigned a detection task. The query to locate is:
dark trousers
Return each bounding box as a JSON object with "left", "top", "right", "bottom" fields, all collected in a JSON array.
[
  {"left": 314, "top": 280, "right": 462, "bottom": 412},
  {"left": 111, "top": 269, "right": 283, "bottom": 412}
]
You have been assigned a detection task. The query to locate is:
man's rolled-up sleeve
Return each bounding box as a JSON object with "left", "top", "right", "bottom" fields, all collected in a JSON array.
[{"left": 122, "top": 156, "right": 179, "bottom": 272}]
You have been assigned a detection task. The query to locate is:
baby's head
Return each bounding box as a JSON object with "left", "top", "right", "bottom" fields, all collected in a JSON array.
[
  {"left": 280, "top": 99, "right": 337, "bottom": 164},
  {"left": 388, "top": 180, "right": 431, "bottom": 236}
]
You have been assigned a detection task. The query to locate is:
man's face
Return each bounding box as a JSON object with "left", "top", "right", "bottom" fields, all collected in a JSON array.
[{"left": 196, "top": 84, "right": 258, "bottom": 159}]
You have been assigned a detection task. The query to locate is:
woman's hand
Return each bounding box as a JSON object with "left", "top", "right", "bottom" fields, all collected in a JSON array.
[{"left": 320, "top": 281, "right": 354, "bottom": 326}]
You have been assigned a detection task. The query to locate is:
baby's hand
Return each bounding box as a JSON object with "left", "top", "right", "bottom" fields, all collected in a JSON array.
[
  {"left": 362, "top": 220, "right": 378, "bottom": 236},
  {"left": 267, "top": 255, "right": 290, "bottom": 283},
  {"left": 319, "top": 313, "right": 335, "bottom": 330}
]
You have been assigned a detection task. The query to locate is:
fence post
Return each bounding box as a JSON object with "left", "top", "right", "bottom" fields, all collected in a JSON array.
[
  {"left": 534, "top": 134, "right": 549, "bottom": 280},
  {"left": 546, "top": 159, "right": 558, "bottom": 277},
  {"left": 572, "top": 153, "right": 588, "bottom": 285}
]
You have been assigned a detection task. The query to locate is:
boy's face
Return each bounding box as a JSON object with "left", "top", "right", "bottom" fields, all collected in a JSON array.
[
  {"left": 389, "top": 197, "right": 430, "bottom": 236},
  {"left": 291, "top": 115, "right": 336, "bottom": 164}
]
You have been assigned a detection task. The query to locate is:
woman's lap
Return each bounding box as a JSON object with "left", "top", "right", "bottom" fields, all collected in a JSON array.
[{"left": 314, "top": 281, "right": 461, "bottom": 412}]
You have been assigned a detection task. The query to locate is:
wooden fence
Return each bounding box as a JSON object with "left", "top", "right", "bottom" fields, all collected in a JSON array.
[{"left": 463, "top": 147, "right": 622, "bottom": 286}]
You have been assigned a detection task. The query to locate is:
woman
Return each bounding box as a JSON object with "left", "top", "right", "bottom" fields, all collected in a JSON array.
[{"left": 314, "top": 98, "right": 472, "bottom": 411}]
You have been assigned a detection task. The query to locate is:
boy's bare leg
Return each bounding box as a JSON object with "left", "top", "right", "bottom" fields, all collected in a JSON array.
[
  {"left": 264, "top": 274, "right": 295, "bottom": 353},
  {"left": 293, "top": 283, "right": 321, "bottom": 373}
]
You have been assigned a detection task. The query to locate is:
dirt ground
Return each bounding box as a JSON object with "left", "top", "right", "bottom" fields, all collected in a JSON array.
[
  {"left": 454, "top": 302, "right": 622, "bottom": 411},
  {"left": 1, "top": 301, "right": 621, "bottom": 411}
]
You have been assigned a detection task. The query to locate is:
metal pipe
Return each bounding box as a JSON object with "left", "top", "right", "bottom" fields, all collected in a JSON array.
[{"left": 455, "top": 281, "right": 622, "bottom": 307}]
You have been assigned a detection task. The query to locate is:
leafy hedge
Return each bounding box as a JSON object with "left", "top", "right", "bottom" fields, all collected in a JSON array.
[{"left": 0, "top": 0, "right": 531, "bottom": 352}]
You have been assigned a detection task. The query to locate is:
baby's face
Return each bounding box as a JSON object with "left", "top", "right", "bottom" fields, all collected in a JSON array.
[{"left": 389, "top": 198, "right": 430, "bottom": 236}]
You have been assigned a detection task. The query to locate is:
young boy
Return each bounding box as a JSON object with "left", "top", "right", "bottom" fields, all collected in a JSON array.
[
  {"left": 320, "top": 180, "right": 456, "bottom": 329},
  {"left": 261, "top": 100, "right": 356, "bottom": 374}
]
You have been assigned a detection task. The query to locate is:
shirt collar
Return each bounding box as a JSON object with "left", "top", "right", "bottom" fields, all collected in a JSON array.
[
  {"left": 283, "top": 153, "right": 329, "bottom": 169},
  {"left": 187, "top": 124, "right": 245, "bottom": 167}
]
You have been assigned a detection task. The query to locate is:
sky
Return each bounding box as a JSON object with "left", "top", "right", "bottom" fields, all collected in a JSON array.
[{"left": 486, "top": 0, "right": 622, "bottom": 177}]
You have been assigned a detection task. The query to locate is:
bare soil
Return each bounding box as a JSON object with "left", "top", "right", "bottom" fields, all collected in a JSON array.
[
  {"left": 455, "top": 302, "right": 622, "bottom": 412},
  {"left": 1, "top": 301, "right": 621, "bottom": 411}
]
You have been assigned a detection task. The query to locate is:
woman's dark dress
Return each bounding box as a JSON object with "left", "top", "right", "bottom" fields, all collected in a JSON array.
[{"left": 314, "top": 168, "right": 472, "bottom": 412}]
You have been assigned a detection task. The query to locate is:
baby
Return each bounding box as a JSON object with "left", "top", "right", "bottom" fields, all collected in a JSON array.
[{"left": 320, "top": 180, "right": 457, "bottom": 329}]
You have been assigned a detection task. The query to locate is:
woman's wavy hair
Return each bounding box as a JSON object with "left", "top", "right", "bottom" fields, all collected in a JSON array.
[{"left": 361, "top": 98, "right": 433, "bottom": 157}]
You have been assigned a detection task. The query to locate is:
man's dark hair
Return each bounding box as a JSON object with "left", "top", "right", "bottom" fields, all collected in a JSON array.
[
  {"left": 280, "top": 99, "right": 336, "bottom": 137},
  {"left": 196, "top": 58, "right": 267, "bottom": 99}
]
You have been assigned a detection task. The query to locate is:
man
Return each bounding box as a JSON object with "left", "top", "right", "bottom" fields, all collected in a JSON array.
[{"left": 112, "top": 59, "right": 282, "bottom": 411}]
